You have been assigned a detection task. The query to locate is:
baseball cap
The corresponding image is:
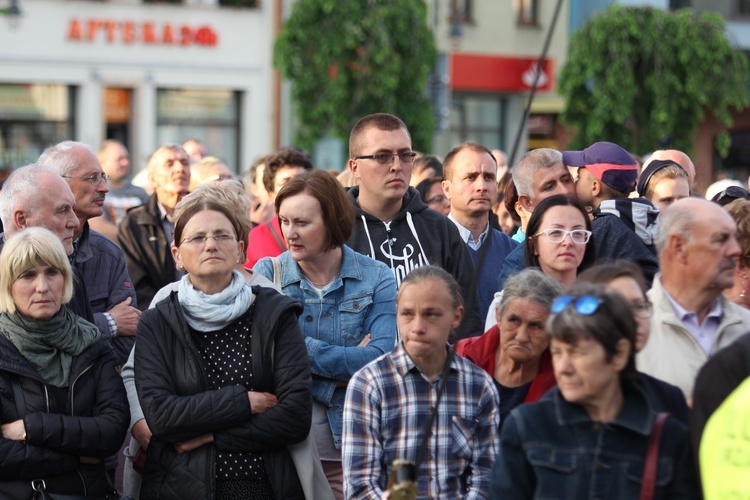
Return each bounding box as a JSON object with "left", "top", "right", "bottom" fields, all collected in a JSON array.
[
  {"left": 563, "top": 141, "right": 638, "bottom": 194},
  {"left": 636, "top": 159, "right": 686, "bottom": 197}
]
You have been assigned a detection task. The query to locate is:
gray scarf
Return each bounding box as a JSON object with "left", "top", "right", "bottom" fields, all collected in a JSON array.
[
  {"left": 0, "top": 307, "right": 101, "bottom": 387},
  {"left": 178, "top": 270, "right": 254, "bottom": 332}
]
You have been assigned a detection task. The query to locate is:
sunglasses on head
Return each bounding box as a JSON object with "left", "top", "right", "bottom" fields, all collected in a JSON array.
[
  {"left": 712, "top": 186, "right": 750, "bottom": 206},
  {"left": 551, "top": 295, "right": 602, "bottom": 315}
]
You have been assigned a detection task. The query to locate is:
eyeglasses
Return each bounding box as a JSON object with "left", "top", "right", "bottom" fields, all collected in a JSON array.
[
  {"left": 551, "top": 295, "right": 602, "bottom": 315},
  {"left": 355, "top": 151, "right": 418, "bottom": 165},
  {"left": 180, "top": 233, "right": 237, "bottom": 246},
  {"left": 533, "top": 228, "right": 592, "bottom": 244},
  {"left": 631, "top": 300, "right": 653, "bottom": 318},
  {"left": 426, "top": 194, "right": 448, "bottom": 205},
  {"left": 63, "top": 172, "right": 111, "bottom": 186}
]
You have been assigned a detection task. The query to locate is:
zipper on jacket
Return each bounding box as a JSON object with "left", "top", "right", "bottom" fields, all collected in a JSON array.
[
  {"left": 383, "top": 221, "right": 395, "bottom": 274},
  {"left": 69, "top": 363, "right": 94, "bottom": 497}
]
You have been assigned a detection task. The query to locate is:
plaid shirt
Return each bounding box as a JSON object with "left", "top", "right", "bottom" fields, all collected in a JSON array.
[{"left": 343, "top": 343, "right": 500, "bottom": 500}]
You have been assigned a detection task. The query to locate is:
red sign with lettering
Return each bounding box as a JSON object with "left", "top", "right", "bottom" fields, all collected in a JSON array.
[
  {"left": 450, "top": 53, "right": 554, "bottom": 92},
  {"left": 67, "top": 18, "right": 218, "bottom": 47}
]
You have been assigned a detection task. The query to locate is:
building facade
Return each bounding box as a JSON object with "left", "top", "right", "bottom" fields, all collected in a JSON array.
[{"left": 0, "top": 0, "right": 275, "bottom": 175}]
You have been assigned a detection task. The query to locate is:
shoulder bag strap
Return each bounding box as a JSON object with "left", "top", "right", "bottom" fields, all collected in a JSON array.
[
  {"left": 267, "top": 221, "right": 287, "bottom": 252},
  {"left": 271, "top": 257, "right": 283, "bottom": 289},
  {"left": 640, "top": 412, "right": 670, "bottom": 500}
]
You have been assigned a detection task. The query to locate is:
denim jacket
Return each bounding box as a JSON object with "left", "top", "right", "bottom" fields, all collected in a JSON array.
[
  {"left": 489, "top": 382, "right": 699, "bottom": 499},
  {"left": 254, "top": 245, "right": 397, "bottom": 447}
]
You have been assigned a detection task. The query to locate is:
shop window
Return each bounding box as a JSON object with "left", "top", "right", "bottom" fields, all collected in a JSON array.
[
  {"left": 738, "top": 0, "right": 750, "bottom": 16},
  {"left": 435, "top": 93, "right": 506, "bottom": 154},
  {"left": 449, "top": 0, "right": 473, "bottom": 23},
  {"left": 156, "top": 88, "right": 240, "bottom": 171},
  {"left": 0, "top": 84, "right": 74, "bottom": 170},
  {"left": 669, "top": 0, "right": 692, "bottom": 9},
  {"left": 515, "top": 0, "right": 538, "bottom": 26}
]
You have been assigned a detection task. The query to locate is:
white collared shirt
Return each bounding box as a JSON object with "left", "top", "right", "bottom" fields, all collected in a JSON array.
[{"left": 448, "top": 214, "right": 489, "bottom": 251}]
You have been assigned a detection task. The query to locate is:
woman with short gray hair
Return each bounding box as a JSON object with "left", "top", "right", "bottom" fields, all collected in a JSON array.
[{"left": 456, "top": 268, "right": 562, "bottom": 424}]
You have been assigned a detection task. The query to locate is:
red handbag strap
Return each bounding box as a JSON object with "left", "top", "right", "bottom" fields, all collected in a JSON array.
[{"left": 640, "top": 412, "right": 670, "bottom": 500}]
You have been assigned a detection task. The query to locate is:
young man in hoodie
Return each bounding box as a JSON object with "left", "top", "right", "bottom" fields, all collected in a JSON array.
[
  {"left": 346, "top": 113, "right": 482, "bottom": 340},
  {"left": 566, "top": 141, "right": 660, "bottom": 285}
]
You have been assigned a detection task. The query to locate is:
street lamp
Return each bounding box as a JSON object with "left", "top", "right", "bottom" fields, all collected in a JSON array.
[{"left": 0, "top": 0, "right": 22, "bottom": 28}]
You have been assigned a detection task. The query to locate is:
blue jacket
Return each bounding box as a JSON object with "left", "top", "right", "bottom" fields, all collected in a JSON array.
[
  {"left": 73, "top": 222, "right": 137, "bottom": 363},
  {"left": 254, "top": 245, "right": 396, "bottom": 448},
  {"left": 490, "top": 382, "right": 698, "bottom": 499}
]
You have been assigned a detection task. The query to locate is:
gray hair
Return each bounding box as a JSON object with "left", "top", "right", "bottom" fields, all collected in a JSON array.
[
  {"left": 38, "top": 141, "right": 95, "bottom": 177},
  {"left": 146, "top": 144, "right": 188, "bottom": 174},
  {"left": 654, "top": 204, "right": 695, "bottom": 255},
  {"left": 0, "top": 164, "right": 60, "bottom": 231},
  {"left": 512, "top": 148, "right": 563, "bottom": 198},
  {"left": 498, "top": 268, "right": 563, "bottom": 318}
]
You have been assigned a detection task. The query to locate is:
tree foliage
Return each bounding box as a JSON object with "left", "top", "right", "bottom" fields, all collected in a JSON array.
[
  {"left": 559, "top": 6, "right": 749, "bottom": 157},
  {"left": 274, "top": 0, "right": 437, "bottom": 152}
]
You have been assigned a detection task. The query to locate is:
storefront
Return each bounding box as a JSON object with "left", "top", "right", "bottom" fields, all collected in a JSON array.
[{"left": 0, "top": 0, "right": 274, "bottom": 174}]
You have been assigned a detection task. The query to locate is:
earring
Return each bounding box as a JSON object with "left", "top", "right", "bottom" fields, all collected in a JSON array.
[{"left": 178, "top": 263, "right": 185, "bottom": 272}]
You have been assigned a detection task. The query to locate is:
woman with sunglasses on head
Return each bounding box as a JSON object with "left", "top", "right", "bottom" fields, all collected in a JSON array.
[
  {"left": 133, "top": 195, "right": 312, "bottom": 499},
  {"left": 485, "top": 194, "right": 596, "bottom": 330},
  {"left": 490, "top": 283, "right": 699, "bottom": 499},
  {"left": 578, "top": 261, "right": 689, "bottom": 423}
]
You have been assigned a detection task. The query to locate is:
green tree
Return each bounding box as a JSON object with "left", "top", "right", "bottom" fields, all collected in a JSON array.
[
  {"left": 274, "top": 0, "right": 436, "bottom": 153},
  {"left": 559, "top": 6, "right": 749, "bottom": 157}
]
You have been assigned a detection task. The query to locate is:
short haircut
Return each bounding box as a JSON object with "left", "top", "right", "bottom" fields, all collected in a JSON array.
[
  {"left": 249, "top": 154, "right": 272, "bottom": 183},
  {"left": 398, "top": 265, "right": 464, "bottom": 311},
  {"left": 413, "top": 155, "right": 444, "bottom": 178},
  {"left": 499, "top": 268, "right": 563, "bottom": 319},
  {"left": 98, "top": 139, "right": 126, "bottom": 157},
  {"left": 524, "top": 194, "right": 596, "bottom": 273},
  {"left": 512, "top": 148, "right": 563, "bottom": 198},
  {"left": 274, "top": 170, "right": 355, "bottom": 249},
  {"left": 173, "top": 180, "right": 251, "bottom": 263},
  {"left": 0, "top": 164, "right": 60, "bottom": 231},
  {"left": 349, "top": 113, "right": 410, "bottom": 159},
  {"left": 173, "top": 200, "right": 245, "bottom": 250},
  {"left": 577, "top": 260, "right": 648, "bottom": 296},
  {"left": 262, "top": 148, "right": 314, "bottom": 194},
  {"left": 188, "top": 156, "right": 232, "bottom": 191},
  {"left": 725, "top": 199, "right": 750, "bottom": 266},
  {"left": 146, "top": 144, "right": 189, "bottom": 175},
  {"left": 0, "top": 227, "right": 74, "bottom": 314},
  {"left": 654, "top": 204, "right": 695, "bottom": 255},
  {"left": 442, "top": 142, "right": 497, "bottom": 182},
  {"left": 642, "top": 165, "right": 689, "bottom": 201},
  {"left": 38, "top": 140, "right": 95, "bottom": 177},
  {"left": 547, "top": 281, "right": 638, "bottom": 381}
]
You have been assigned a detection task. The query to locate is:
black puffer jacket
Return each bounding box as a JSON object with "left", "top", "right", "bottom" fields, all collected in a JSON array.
[
  {"left": 0, "top": 334, "right": 129, "bottom": 498},
  {"left": 134, "top": 286, "right": 312, "bottom": 500}
]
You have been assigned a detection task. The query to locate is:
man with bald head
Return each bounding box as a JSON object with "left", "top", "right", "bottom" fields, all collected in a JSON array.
[
  {"left": 645, "top": 149, "right": 696, "bottom": 187},
  {"left": 638, "top": 197, "right": 750, "bottom": 399},
  {"left": 0, "top": 164, "right": 93, "bottom": 321}
]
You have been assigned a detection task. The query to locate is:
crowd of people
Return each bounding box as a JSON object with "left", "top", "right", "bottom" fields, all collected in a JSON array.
[{"left": 0, "top": 112, "right": 748, "bottom": 499}]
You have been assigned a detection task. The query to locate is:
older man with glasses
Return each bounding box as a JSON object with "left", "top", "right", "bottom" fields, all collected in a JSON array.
[
  {"left": 38, "top": 141, "right": 140, "bottom": 364},
  {"left": 346, "top": 113, "right": 483, "bottom": 340}
]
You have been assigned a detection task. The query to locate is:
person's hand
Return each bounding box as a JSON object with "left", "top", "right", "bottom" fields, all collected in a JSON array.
[
  {"left": 131, "top": 418, "right": 153, "bottom": 450},
  {"left": 108, "top": 297, "right": 142, "bottom": 337},
  {"left": 358, "top": 333, "right": 372, "bottom": 348},
  {"left": 174, "top": 433, "right": 214, "bottom": 454},
  {"left": 79, "top": 456, "right": 102, "bottom": 464},
  {"left": 250, "top": 198, "right": 275, "bottom": 226},
  {"left": 1, "top": 419, "right": 25, "bottom": 441},
  {"left": 248, "top": 391, "right": 277, "bottom": 414}
]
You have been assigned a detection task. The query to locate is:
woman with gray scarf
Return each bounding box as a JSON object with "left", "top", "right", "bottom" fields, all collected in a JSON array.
[
  {"left": 134, "top": 200, "right": 312, "bottom": 500},
  {"left": 0, "top": 227, "right": 128, "bottom": 498}
]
